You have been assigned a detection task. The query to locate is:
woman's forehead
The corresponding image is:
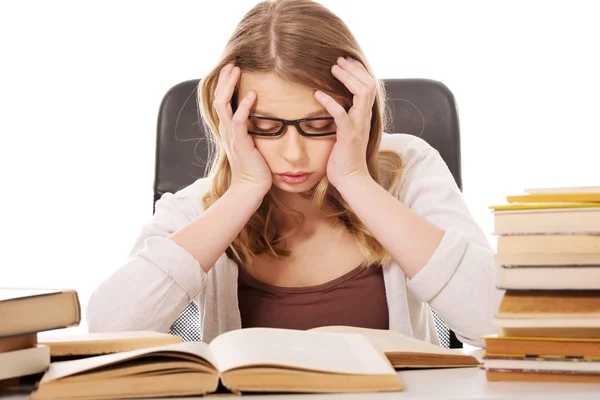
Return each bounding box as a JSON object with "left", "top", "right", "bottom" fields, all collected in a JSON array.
[{"left": 238, "top": 72, "right": 327, "bottom": 118}]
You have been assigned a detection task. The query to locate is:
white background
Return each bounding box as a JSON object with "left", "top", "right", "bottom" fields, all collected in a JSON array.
[{"left": 1, "top": 0, "right": 598, "bottom": 332}]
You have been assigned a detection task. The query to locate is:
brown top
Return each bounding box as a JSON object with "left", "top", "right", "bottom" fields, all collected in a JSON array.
[{"left": 237, "top": 264, "right": 389, "bottom": 331}]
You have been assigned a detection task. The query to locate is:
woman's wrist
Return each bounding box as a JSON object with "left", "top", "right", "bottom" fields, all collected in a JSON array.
[{"left": 228, "top": 183, "right": 269, "bottom": 209}]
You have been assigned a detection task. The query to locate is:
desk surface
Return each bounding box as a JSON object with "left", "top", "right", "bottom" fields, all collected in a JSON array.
[{"left": 2, "top": 367, "right": 600, "bottom": 400}]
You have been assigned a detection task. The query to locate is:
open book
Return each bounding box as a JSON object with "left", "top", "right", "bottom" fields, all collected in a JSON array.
[
  {"left": 29, "top": 328, "right": 402, "bottom": 399},
  {"left": 311, "top": 326, "right": 479, "bottom": 368}
]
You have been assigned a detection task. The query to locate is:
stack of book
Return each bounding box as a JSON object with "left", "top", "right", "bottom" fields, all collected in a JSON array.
[
  {"left": 483, "top": 186, "right": 600, "bottom": 383},
  {"left": 0, "top": 289, "right": 81, "bottom": 388}
]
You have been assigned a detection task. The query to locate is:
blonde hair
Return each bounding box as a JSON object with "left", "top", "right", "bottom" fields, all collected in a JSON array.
[{"left": 199, "top": 0, "right": 403, "bottom": 266}]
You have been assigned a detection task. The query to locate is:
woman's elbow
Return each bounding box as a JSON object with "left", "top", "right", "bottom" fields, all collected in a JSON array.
[{"left": 85, "top": 289, "right": 148, "bottom": 332}]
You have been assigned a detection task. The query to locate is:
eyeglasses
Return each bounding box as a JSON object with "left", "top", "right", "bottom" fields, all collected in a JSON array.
[{"left": 246, "top": 116, "right": 337, "bottom": 137}]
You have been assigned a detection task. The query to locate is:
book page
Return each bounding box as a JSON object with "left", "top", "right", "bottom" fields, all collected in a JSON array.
[
  {"left": 41, "top": 342, "right": 217, "bottom": 383},
  {"left": 311, "top": 326, "right": 466, "bottom": 356},
  {"left": 209, "top": 328, "right": 395, "bottom": 375}
]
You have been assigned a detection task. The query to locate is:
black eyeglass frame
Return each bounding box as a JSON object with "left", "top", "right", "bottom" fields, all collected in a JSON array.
[{"left": 246, "top": 116, "right": 337, "bottom": 137}]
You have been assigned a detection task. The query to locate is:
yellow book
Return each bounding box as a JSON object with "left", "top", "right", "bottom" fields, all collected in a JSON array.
[
  {"left": 489, "top": 202, "right": 600, "bottom": 211},
  {"left": 506, "top": 193, "right": 600, "bottom": 203}
]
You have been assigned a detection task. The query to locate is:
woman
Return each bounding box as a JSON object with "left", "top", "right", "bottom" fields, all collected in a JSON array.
[{"left": 87, "top": 0, "right": 502, "bottom": 347}]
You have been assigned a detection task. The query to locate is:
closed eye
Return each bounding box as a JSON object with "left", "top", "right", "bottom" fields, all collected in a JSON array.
[
  {"left": 255, "top": 121, "right": 280, "bottom": 130},
  {"left": 248, "top": 118, "right": 282, "bottom": 133},
  {"left": 305, "top": 121, "right": 335, "bottom": 130}
]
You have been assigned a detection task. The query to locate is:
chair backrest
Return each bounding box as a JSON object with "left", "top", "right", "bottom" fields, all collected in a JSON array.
[{"left": 155, "top": 78, "right": 463, "bottom": 348}]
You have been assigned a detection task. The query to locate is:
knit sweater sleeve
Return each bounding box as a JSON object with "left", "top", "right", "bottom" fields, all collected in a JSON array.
[
  {"left": 86, "top": 179, "right": 211, "bottom": 333},
  {"left": 392, "top": 135, "right": 504, "bottom": 347}
]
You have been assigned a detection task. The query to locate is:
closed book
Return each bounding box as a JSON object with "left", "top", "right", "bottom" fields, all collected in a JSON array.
[
  {"left": 489, "top": 202, "right": 600, "bottom": 211},
  {"left": 0, "top": 288, "right": 80, "bottom": 337},
  {"left": 493, "top": 317, "right": 600, "bottom": 338},
  {"left": 498, "top": 266, "right": 600, "bottom": 290},
  {"left": 0, "top": 333, "right": 37, "bottom": 353},
  {"left": 524, "top": 186, "right": 600, "bottom": 194},
  {"left": 482, "top": 335, "right": 600, "bottom": 358},
  {"left": 0, "top": 345, "right": 50, "bottom": 381},
  {"left": 506, "top": 193, "right": 600, "bottom": 203},
  {"left": 496, "top": 291, "right": 600, "bottom": 319},
  {"left": 483, "top": 356, "right": 600, "bottom": 373},
  {"left": 495, "top": 235, "right": 600, "bottom": 266},
  {"left": 38, "top": 331, "right": 182, "bottom": 357},
  {"left": 492, "top": 207, "right": 600, "bottom": 235},
  {"left": 486, "top": 369, "right": 600, "bottom": 383}
]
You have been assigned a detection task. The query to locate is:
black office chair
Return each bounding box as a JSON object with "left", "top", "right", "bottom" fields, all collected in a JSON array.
[{"left": 155, "top": 78, "right": 463, "bottom": 348}]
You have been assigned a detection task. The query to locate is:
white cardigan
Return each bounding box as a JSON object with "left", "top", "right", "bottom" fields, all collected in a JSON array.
[{"left": 86, "top": 133, "right": 503, "bottom": 347}]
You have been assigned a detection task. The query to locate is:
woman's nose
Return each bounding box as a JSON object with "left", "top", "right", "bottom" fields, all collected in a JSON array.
[{"left": 279, "top": 125, "right": 307, "bottom": 164}]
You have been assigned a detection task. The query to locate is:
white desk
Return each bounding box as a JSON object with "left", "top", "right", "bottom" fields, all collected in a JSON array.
[{"left": 2, "top": 367, "right": 599, "bottom": 400}]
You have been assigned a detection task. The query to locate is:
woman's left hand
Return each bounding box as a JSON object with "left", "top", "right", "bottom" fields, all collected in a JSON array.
[{"left": 314, "top": 56, "right": 376, "bottom": 190}]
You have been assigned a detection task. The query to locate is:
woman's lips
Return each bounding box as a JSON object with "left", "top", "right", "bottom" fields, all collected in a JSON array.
[{"left": 278, "top": 173, "right": 311, "bottom": 184}]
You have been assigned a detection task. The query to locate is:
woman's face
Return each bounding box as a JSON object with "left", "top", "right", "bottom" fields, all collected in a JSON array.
[{"left": 237, "top": 72, "right": 337, "bottom": 194}]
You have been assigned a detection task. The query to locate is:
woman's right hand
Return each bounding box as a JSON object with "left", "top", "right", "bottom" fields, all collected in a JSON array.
[{"left": 213, "top": 63, "right": 273, "bottom": 194}]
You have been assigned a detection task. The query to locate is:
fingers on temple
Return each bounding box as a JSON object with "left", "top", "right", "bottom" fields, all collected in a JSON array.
[
  {"left": 214, "top": 63, "right": 240, "bottom": 124},
  {"left": 232, "top": 90, "right": 257, "bottom": 138}
]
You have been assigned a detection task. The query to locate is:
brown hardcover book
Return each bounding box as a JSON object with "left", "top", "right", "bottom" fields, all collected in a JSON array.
[
  {"left": 310, "top": 326, "right": 479, "bottom": 368},
  {"left": 496, "top": 235, "right": 600, "bottom": 266},
  {"left": 38, "top": 331, "right": 182, "bottom": 357},
  {"left": 497, "top": 291, "right": 600, "bottom": 319},
  {"left": 0, "top": 378, "right": 20, "bottom": 389},
  {"left": 29, "top": 328, "right": 403, "bottom": 399},
  {"left": 0, "top": 333, "right": 37, "bottom": 353},
  {"left": 482, "top": 335, "right": 600, "bottom": 358},
  {"left": 486, "top": 370, "right": 600, "bottom": 383},
  {"left": 0, "top": 289, "right": 80, "bottom": 337}
]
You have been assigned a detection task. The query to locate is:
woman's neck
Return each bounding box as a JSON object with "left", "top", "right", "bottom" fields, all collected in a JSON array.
[{"left": 270, "top": 187, "right": 322, "bottom": 234}]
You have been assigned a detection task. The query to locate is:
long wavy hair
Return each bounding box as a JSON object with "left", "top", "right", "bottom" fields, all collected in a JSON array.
[{"left": 199, "top": 0, "right": 403, "bottom": 267}]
